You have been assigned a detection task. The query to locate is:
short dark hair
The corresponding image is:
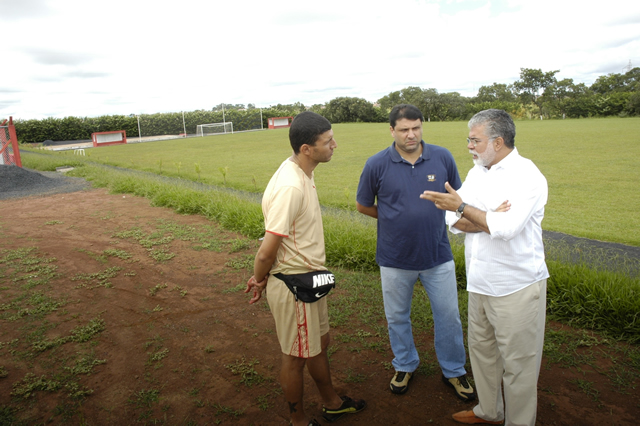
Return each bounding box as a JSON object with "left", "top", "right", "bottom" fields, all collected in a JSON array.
[
  {"left": 389, "top": 104, "right": 424, "bottom": 128},
  {"left": 289, "top": 111, "right": 332, "bottom": 154},
  {"left": 468, "top": 109, "right": 516, "bottom": 148}
]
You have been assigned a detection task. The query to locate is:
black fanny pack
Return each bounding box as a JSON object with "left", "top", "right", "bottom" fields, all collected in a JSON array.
[{"left": 273, "top": 270, "right": 336, "bottom": 303}]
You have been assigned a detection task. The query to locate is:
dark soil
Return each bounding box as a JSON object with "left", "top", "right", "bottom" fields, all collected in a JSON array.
[{"left": 0, "top": 166, "right": 638, "bottom": 425}]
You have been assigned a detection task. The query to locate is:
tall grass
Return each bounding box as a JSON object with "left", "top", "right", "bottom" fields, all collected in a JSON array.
[
  {"left": 323, "top": 211, "right": 377, "bottom": 270},
  {"left": 546, "top": 259, "right": 640, "bottom": 343},
  {"left": 19, "top": 152, "right": 640, "bottom": 342},
  {"left": 32, "top": 117, "right": 640, "bottom": 246},
  {"left": 69, "top": 164, "right": 266, "bottom": 240}
]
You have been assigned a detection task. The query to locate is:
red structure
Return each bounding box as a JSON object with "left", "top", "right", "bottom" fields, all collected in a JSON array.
[
  {"left": 92, "top": 130, "right": 127, "bottom": 147},
  {"left": 0, "top": 116, "right": 22, "bottom": 167},
  {"left": 268, "top": 116, "right": 293, "bottom": 129}
]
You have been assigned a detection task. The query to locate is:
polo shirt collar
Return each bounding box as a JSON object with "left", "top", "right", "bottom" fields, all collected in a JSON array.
[{"left": 388, "top": 141, "right": 429, "bottom": 163}]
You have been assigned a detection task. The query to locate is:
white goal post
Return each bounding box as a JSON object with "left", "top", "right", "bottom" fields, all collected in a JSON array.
[{"left": 196, "top": 122, "right": 233, "bottom": 136}]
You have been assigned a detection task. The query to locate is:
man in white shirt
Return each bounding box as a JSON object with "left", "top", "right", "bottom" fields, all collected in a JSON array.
[{"left": 420, "top": 109, "right": 549, "bottom": 426}]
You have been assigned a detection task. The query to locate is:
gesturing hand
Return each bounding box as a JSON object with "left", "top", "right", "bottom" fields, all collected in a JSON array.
[{"left": 420, "top": 181, "right": 462, "bottom": 211}]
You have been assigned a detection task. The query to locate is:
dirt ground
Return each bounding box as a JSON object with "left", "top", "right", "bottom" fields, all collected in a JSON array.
[{"left": 0, "top": 188, "right": 638, "bottom": 425}]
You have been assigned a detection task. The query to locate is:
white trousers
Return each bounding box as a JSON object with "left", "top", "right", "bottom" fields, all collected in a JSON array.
[{"left": 468, "top": 280, "right": 547, "bottom": 426}]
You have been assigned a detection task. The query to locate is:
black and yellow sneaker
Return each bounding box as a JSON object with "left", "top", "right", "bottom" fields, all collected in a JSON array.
[
  {"left": 322, "top": 396, "right": 366, "bottom": 422},
  {"left": 390, "top": 371, "right": 413, "bottom": 394},
  {"left": 442, "top": 374, "right": 477, "bottom": 401},
  {"left": 289, "top": 420, "right": 321, "bottom": 426}
]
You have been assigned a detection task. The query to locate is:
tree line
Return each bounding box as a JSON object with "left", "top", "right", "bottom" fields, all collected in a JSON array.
[{"left": 11, "top": 67, "right": 640, "bottom": 143}]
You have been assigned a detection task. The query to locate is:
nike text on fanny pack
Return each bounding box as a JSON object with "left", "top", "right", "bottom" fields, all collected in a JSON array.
[
  {"left": 312, "top": 273, "right": 335, "bottom": 288},
  {"left": 274, "top": 270, "right": 335, "bottom": 303}
]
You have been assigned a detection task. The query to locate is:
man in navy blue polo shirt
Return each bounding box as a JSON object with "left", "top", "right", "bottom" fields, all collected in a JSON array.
[{"left": 356, "top": 104, "right": 475, "bottom": 402}]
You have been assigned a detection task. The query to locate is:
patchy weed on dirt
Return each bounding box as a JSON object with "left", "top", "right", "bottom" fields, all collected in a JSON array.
[{"left": 0, "top": 189, "right": 638, "bottom": 425}]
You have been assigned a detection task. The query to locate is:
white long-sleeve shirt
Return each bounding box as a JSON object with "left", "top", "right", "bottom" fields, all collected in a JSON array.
[{"left": 447, "top": 148, "right": 550, "bottom": 297}]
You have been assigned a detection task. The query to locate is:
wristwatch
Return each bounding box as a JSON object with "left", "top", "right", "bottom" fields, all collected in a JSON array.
[{"left": 456, "top": 202, "right": 467, "bottom": 219}]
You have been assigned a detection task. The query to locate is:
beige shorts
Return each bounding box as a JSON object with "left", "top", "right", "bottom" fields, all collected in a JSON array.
[{"left": 265, "top": 274, "right": 329, "bottom": 358}]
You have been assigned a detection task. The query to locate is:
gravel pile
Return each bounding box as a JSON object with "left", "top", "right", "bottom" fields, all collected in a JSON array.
[{"left": 0, "top": 165, "right": 91, "bottom": 200}]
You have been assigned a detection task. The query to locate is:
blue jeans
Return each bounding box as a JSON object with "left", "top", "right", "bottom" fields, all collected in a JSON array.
[{"left": 380, "top": 260, "right": 466, "bottom": 378}]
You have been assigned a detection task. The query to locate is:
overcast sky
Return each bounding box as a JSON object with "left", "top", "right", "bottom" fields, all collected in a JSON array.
[{"left": 2, "top": 0, "right": 639, "bottom": 120}]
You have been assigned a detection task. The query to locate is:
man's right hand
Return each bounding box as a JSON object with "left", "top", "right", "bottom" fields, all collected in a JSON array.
[
  {"left": 356, "top": 202, "right": 378, "bottom": 219},
  {"left": 245, "top": 275, "right": 268, "bottom": 304}
]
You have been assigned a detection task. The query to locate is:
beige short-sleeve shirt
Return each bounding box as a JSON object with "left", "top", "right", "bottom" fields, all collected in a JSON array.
[{"left": 262, "top": 159, "right": 326, "bottom": 274}]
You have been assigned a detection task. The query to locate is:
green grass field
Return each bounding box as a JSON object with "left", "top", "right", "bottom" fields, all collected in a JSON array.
[
  {"left": 20, "top": 134, "right": 640, "bottom": 342},
  {"left": 56, "top": 117, "right": 640, "bottom": 246},
  {"left": 5, "top": 119, "right": 639, "bottom": 425}
]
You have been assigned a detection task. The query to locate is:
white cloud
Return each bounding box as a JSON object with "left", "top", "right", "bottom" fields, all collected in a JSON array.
[
  {"left": 0, "top": 0, "right": 54, "bottom": 20},
  {"left": 2, "top": 0, "right": 639, "bottom": 119}
]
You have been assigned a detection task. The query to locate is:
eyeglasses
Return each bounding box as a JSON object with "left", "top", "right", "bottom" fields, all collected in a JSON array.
[{"left": 466, "top": 137, "right": 495, "bottom": 147}]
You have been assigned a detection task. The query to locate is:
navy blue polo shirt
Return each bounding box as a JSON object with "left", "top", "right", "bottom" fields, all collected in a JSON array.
[{"left": 356, "top": 141, "right": 462, "bottom": 270}]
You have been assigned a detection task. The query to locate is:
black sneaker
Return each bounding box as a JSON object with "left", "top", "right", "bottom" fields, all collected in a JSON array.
[
  {"left": 390, "top": 371, "right": 413, "bottom": 394},
  {"left": 442, "top": 374, "right": 477, "bottom": 401},
  {"left": 322, "top": 396, "right": 366, "bottom": 422},
  {"left": 289, "top": 420, "right": 321, "bottom": 426}
]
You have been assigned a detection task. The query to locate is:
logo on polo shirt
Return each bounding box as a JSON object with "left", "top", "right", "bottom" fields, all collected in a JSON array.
[{"left": 427, "top": 174, "right": 436, "bottom": 182}]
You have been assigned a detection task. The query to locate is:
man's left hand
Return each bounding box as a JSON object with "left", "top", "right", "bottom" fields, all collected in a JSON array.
[{"left": 420, "top": 182, "right": 462, "bottom": 211}]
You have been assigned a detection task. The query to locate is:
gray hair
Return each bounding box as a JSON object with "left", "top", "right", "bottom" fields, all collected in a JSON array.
[{"left": 468, "top": 109, "right": 516, "bottom": 148}]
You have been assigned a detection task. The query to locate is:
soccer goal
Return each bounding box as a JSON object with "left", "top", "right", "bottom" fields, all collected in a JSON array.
[{"left": 196, "top": 122, "right": 233, "bottom": 137}]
